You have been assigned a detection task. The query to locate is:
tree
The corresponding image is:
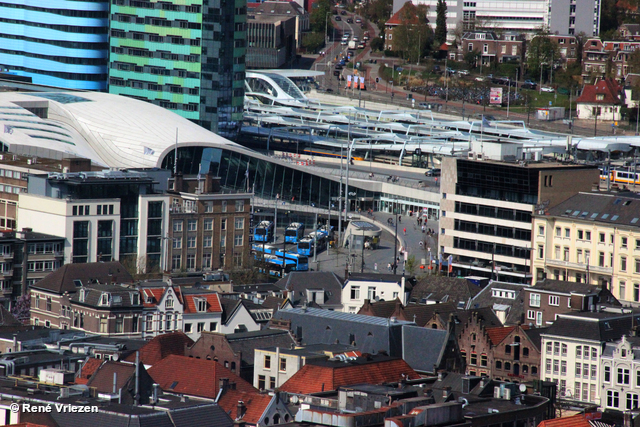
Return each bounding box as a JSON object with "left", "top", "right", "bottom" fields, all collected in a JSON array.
[
  {"left": 309, "top": 0, "right": 333, "bottom": 35},
  {"left": 526, "top": 33, "right": 560, "bottom": 82},
  {"left": 370, "top": 37, "right": 385, "bottom": 51},
  {"left": 302, "top": 32, "right": 325, "bottom": 52},
  {"left": 464, "top": 49, "right": 481, "bottom": 69},
  {"left": 434, "top": 0, "right": 447, "bottom": 46},
  {"left": 406, "top": 255, "right": 417, "bottom": 276},
  {"left": 362, "top": 0, "right": 393, "bottom": 33},
  {"left": 11, "top": 294, "right": 30, "bottom": 325},
  {"left": 388, "top": 3, "right": 432, "bottom": 62}
]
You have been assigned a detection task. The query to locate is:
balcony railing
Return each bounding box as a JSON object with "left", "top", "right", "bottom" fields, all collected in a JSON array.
[{"left": 545, "top": 259, "right": 612, "bottom": 275}]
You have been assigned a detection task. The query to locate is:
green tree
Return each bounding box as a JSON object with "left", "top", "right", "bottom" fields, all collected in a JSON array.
[
  {"left": 464, "top": 49, "right": 480, "bottom": 69},
  {"left": 362, "top": 0, "right": 393, "bottom": 33},
  {"left": 370, "top": 37, "right": 385, "bottom": 51},
  {"left": 406, "top": 255, "right": 417, "bottom": 276},
  {"left": 309, "top": 0, "right": 333, "bottom": 35},
  {"left": 302, "top": 32, "right": 326, "bottom": 52},
  {"left": 434, "top": 0, "right": 447, "bottom": 46},
  {"left": 526, "top": 33, "right": 560, "bottom": 82},
  {"left": 388, "top": 3, "right": 432, "bottom": 62}
]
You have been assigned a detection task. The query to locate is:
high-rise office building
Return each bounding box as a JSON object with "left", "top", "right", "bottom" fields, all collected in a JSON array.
[
  {"left": 108, "top": 0, "right": 246, "bottom": 138},
  {"left": 0, "top": 0, "right": 109, "bottom": 90}
]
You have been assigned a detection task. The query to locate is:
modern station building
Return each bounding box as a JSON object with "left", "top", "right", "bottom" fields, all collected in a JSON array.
[{"left": 0, "top": 0, "right": 109, "bottom": 90}]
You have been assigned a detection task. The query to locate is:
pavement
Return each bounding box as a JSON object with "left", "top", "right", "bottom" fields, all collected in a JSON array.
[{"left": 272, "top": 211, "right": 439, "bottom": 277}]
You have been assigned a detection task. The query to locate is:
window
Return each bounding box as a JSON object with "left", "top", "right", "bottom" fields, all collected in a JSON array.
[
  {"left": 538, "top": 225, "right": 544, "bottom": 236},
  {"left": 166, "top": 296, "right": 174, "bottom": 308},
  {"left": 234, "top": 233, "right": 243, "bottom": 246},
  {"left": 235, "top": 217, "right": 244, "bottom": 230},
  {"left": 197, "top": 322, "right": 205, "bottom": 332},
  {"left": 561, "top": 344, "right": 567, "bottom": 356},
  {"left": 578, "top": 230, "right": 584, "bottom": 240},
  {"left": 210, "top": 322, "right": 217, "bottom": 331},
  {"left": 350, "top": 286, "right": 360, "bottom": 300},
  {"left": 620, "top": 281, "right": 626, "bottom": 299},
  {"left": 600, "top": 232, "right": 606, "bottom": 243},
  {"left": 481, "top": 354, "right": 487, "bottom": 367},
  {"left": 470, "top": 353, "right": 477, "bottom": 365},
  {"left": 187, "top": 219, "right": 197, "bottom": 231},
  {"left": 553, "top": 342, "right": 560, "bottom": 356},
  {"left": 368, "top": 287, "right": 376, "bottom": 300},
  {"left": 546, "top": 359, "right": 552, "bottom": 373},
  {"left": 536, "top": 311, "right": 542, "bottom": 326},
  {"left": 565, "top": 228, "right": 570, "bottom": 238},
  {"left": 184, "top": 323, "right": 192, "bottom": 333},
  {"left": 530, "top": 293, "right": 541, "bottom": 307},
  {"left": 204, "top": 218, "right": 213, "bottom": 231},
  {"left": 221, "top": 201, "right": 227, "bottom": 212},
  {"left": 591, "top": 365, "right": 597, "bottom": 380},
  {"left": 553, "top": 360, "right": 559, "bottom": 374},
  {"left": 538, "top": 245, "right": 544, "bottom": 259},
  {"left": 561, "top": 361, "right": 567, "bottom": 375},
  {"left": 546, "top": 342, "right": 552, "bottom": 354},
  {"left": 622, "top": 237, "right": 628, "bottom": 248},
  {"left": 608, "top": 390, "right": 620, "bottom": 408},
  {"left": 627, "top": 393, "right": 639, "bottom": 410},
  {"left": 496, "top": 360, "right": 502, "bottom": 369},
  {"left": 264, "top": 355, "right": 271, "bottom": 369},
  {"left": 576, "top": 364, "right": 581, "bottom": 376},
  {"left": 187, "top": 236, "right": 196, "bottom": 248},
  {"left": 221, "top": 218, "right": 227, "bottom": 230},
  {"left": 586, "top": 231, "right": 591, "bottom": 241},
  {"left": 173, "top": 220, "right": 183, "bottom": 232},
  {"left": 556, "top": 227, "right": 561, "bottom": 237},
  {"left": 258, "top": 375, "right": 265, "bottom": 390},
  {"left": 280, "top": 357, "right": 286, "bottom": 371},
  {"left": 269, "top": 377, "right": 276, "bottom": 389},
  {"left": 618, "top": 368, "right": 630, "bottom": 385},
  {"left": 527, "top": 310, "right": 536, "bottom": 320},
  {"left": 235, "top": 200, "right": 244, "bottom": 212},
  {"left": 549, "top": 295, "right": 559, "bottom": 306}
]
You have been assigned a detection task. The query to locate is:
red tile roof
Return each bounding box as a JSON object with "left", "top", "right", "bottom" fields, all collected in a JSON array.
[
  {"left": 147, "top": 355, "right": 257, "bottom": 399},
  {"left": 123, "top": 331, "right": 194, "bottom": 366},
  {"left": 183, "top": 293, "right": 223, "bottom": 314},
  {"left": 218, "top": 390, "right": 273, "bottom": 424},
  {"left": 75, "top": 357, "right": 103, "bottom": 384},
  {"left": 142, "top": 288, "right": 166, "bottom": 308},
  {"left": 386, "top": 2, "right": 421, "bottom": 26},
  {"left": 485, "top": 325, "right": 529, "bottom": 346},
  {"left": 576, "top": 78, "right": 621, "bottom": 105},
  {"left": 537, "top": 414, "right": 591, "bottom": 427},
  {"left": 279, "top": 357, "right": 420, "bottom": 394}
]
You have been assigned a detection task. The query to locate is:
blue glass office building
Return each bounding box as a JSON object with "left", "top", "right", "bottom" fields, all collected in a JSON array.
[{"left": 0, "top": 0, "right": 109, "bottom": 90}]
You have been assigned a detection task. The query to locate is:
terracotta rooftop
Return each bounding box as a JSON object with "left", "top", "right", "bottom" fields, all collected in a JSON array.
[
  {"left": 218, "top": 389, "right": 273, "bottom": 424},
  {"left": 183, "top": 293, "right": 223, "bottom": 314},
  {"left": 75, "top": 357, "right": 103, "bottom": 385},
  {"left": 576, "top": 78, "right": 621, "bottom": 105},
  {"left": 147, "top": 355, "right": 257, "bottom": 399},
  {"left": 279, "top": 355, "right": 420, "bottom": 394},
  {"left": 485, "top": 325, "right": 528, "bottom": 346},
  {"left": 123, "top": 331, "right": 194, "bottom": 366},
  {"left": 386, "top": 2, "right": 422, "bottom": 26},
  {"left": 538, "top": 414, "right": 591, "bottom": 427}
]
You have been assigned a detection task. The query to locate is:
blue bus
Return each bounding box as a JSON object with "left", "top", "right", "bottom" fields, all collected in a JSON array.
[
  {"left": 258, "top": 254, "right": 296, "bottom": 277},
  {"left": 252, "top": 244, "right": 309, "bottom": 271},
  {"left": 297, "top": 233, "right": 327, "bottom": 256},
  {"left": 285, "top": 222, "right": 305, "bottom": 244},
  {"left": 254, "top": 221, "right": 274, "bottom": 243}
]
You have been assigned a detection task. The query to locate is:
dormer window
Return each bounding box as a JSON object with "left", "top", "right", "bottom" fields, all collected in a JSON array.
[
  {"left": 131, "top": 293, "right": 140, "bottom": 305},
  {"left": 145, "top": 294, "right": 153, "bottom": 304},
  {"left": 111, "top": 295, "right": 122, "bottom": 306},
  {"left": 99, "top": 293, "right": 109, "bottom": 306},
  {"left": 79, "top": 289, "right": 86, "bottom": 303},
  {"left": 196, "top": 298, "right": 207, "bottom": 312},
  {"left": 166, "top": 296, "right": 174, "bottom": 309}
]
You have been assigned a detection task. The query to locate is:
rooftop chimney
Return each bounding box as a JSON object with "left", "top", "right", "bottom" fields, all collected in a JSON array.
[{"left": 237, "top": 400, "right": 246, "bottom": 419}]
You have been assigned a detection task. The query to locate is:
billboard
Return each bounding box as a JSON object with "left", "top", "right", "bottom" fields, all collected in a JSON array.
[{"left": 489, "top": 87, "right": 503, "bottom": 104}]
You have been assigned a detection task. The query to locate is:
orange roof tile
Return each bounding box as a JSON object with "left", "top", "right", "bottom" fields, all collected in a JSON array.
[
  {"left": 142, "top": 288, "right": 166, "bottom": 308},
  {"left": 576, "top": 78, "right": 621, "bottom": 105},
  {"left": 123, "top": 331, "right": 194, "bottom": 366},
  {"left": 279, "top": 357, "right": 420, "bottom": 394},
  {"left": 147, "top": 355, "right": 257, "bottom": 399},
  {"left": 538, "top": 414, "right": 591, "bottom": 427},
  {"left": 485, "top": 325, "right": 529, "bottom": 346},
  {"left": 386, "top": 2, "right": 421, "bottom": 26},
  {"left": 75, "top": 357, "right": 103, "bottom": 384},
  {"left": 218, "top": 390, "right": 273, "bottom": 424},
  {"left": 183, "top": 293, "right": 223, "bottom": 314}
]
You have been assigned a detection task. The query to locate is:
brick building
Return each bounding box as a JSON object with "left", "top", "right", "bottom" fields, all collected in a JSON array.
[{"left": 459, "top": 31, "right": 523, "bottom": 67}]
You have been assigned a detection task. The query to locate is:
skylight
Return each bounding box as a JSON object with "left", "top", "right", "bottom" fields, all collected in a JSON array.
[
  {"left": 631, "top": 218, "right": 639, "bottom": 224},
  {"left": 611, "top": 215, "right": 619, "bottom": 221},
  {"left": 602, "top": 214, "right": 609, "bottom": 219},
  {"left": 572, "top": 210, "right": 580, "bottom": 216},
  {"left": 590, "top": 213, "right": 599, "bottom": 219}
]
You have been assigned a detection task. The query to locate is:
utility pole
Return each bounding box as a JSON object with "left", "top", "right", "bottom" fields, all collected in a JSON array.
[{"left": 313, "top": 212, "right": 318, "bottom": 263}]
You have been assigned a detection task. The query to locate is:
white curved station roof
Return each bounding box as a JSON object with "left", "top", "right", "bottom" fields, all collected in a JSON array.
[{"left": 0, "top": 91, "right": 240, "bottom": 168}]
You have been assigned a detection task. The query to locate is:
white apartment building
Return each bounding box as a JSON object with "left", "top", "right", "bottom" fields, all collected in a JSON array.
[
  {"left": 253, "top": 347, "right": 327, "bottom": 390},
  {"left": 600, "top": 335, "right": 640, "bottom": 412},
  {"left": 540, "top": 309, "right": 639, "bottom": 404},
  {"left": 342, "top": 273, "right": 407, "bottom": 313}
]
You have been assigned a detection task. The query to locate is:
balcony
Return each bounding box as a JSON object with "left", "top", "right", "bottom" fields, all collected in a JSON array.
[
  {"left": 170, "top": 204, "right": 198, "bottom": 214},
  {"left": 545, "top": 259, "right": 612, "bottom": 275}
]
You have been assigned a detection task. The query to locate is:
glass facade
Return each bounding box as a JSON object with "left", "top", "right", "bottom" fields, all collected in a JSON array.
[
  {"left": 108, "top": 0, "right": 245, "bottom": 138},
  {"left": 161, "top": 147, "right": 378, "bottom": 209},
  {"left": 0, "top": 0, "right": 109, "bottom": 90}
]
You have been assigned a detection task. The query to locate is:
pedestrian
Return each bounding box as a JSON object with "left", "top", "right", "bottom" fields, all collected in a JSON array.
[
  {"left": 374, "top": 263, "right": 378, "bottom": 271},
  {"left": 422, "top": 225, "right": 425, "bottom": 233},
  {"left": 403, "top": 227, "right": 406, "bottom": 235},
  {"left": 387, "top": 263, "right": 391, "bottom": 271},
  {"left": 398, "top": 216, "right": 401, "bottom": 223}
]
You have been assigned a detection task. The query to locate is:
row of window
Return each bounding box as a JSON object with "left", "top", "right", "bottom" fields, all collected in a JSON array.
[
  {"left": 547, "top": 360, "right": 598, "bottom": 379},
  {"left": 72, "top": 205, "right": 115, "bottom": 216},
  {"left": 264, "top": 355, "right": 288, "bottom": 371},
  {"left": 171, "top": 252, "right": 243, "bottom": 270},
  {"left": 606, "top": 390, "right": 640, "bottom": 410},
  {"left": 543, "top": 225, "right": 640, "bottom": 251},
  {"left": 545, "top": 343, "right": 598, "bottom": 360},
  {"left": 529, "top": 293, "right": 564, "bottom": 308},
  {"left": 173, "top": 217, "right": 244, "bottom": 233}
]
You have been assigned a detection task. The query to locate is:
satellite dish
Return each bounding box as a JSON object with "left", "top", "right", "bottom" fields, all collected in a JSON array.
[{"left": 519, "top": 384, "right": 527, "bottom": 393}]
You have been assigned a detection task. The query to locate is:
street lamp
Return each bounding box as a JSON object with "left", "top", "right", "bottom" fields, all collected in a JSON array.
[
  {"left": 325, "top": 12, "right": 331, "bottom": 46},
  {"left": 393, "top": 199, "right": 399, "bottom": 274}
]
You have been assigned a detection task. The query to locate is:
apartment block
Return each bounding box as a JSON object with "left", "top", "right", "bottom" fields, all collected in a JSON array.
[
  {"left": 459, "top": 31, "right": 524, "bottom": 67},
  {"left": 600, "top": 335, "right": 640, "bottom": 412},
  {"left": 540, "top": 309, "right": 639, "bottom": 403},
  {"left": 532, "top": 192, "right": 640, "bottom": 302},
  {"left": 108, "top": 0, "right": 246, "bottom": 138},
  {"left": 0, "top": 1, "right": 109, "bottom": 90},
  {"left": 439, "top": 152, "right": 599, "bottom": 284}
]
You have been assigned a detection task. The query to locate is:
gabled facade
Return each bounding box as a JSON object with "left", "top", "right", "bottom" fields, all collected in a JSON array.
[
  {"left": 575, "top": 78, "right": 622, "bottom": 121},
  {"left": 491, "top": 324, "right": 543, "bottom": 383},
  {"left": 600, "top": 335, "right": 640, "bottom": 412},
  {"left": 459, "top": 31, "right": 523, "bottom": 66},
  {"left": 342, "top": 274, "right": 408, "bottom": 313},
  {"left": 140, "top": 284, "right": 184, "bottom": 338}
]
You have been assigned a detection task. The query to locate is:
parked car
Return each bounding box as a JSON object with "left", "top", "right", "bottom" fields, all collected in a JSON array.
[
  {"left": 340, "top": 10, "right": 347, "bottom": 15},
  {"left": 445, "top": 67, "right": 455, "bottom": 75},
  {"left": 340, "top": 40, "right": 347, "bottom": 45},
  {"left": 419, "top": 102, "right": 442, "bottom": 111},
  {"left": 474, "top": 75, "right": 487, "bottom": 82},
  {"left": 521, "top": 82, "right": 537, "bottom": 90},
  {"left": 335, "top": 64, "right": 343, "bottom": 69},
  {"left": 357, "top": 43, "right": 365, "bottom": 49},
  {"left": 355, "top": 17, "right": 362, "bottom": 23},
  {"left": 425, "top": 168, "right": 441, "bottom": 177},
  {"left": 335, "top": 16, "right": 341, "bottom": 21},
  {"left": 457, "top": 69, "right": 470, "bottom": 75},
  {"left": 540, "top": 86, "right": 555, "bottom": 93}
]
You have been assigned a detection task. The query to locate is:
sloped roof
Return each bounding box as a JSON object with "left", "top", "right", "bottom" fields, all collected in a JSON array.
[
  {"left": 279, "top": 356, "right": 420, "bottom": 394},
  {"left": 410, "top": 276, "right": 482, "bottom": 307},
  {"left": 544, "top": 192, "right": 640, "bottom": 229},
  {"left": 470, "top": 281, "right": 528, "bottom": 325},
  {"left": 404, "top": 302, "right": 458, "bottom": 327},
  {"left": 31, "top": 261, "right": 132, "bottom": 294},
  {"left": 123, "top": 332, "right": 194, "bottom": 366},
  {"left": 0, "top": 305, "right": 23, "bottom": 326},
  {"left": 523, "top": 327, "right": 548, "bottom": 351},
  {"left": 261, "top": 296, "right": 287, "bottom": 311},
  {"left": 401, "top": 326, "right": 448, "bottom": 373},
  {"left": 147, "top": 355, "right": 257, "bottom": 399},
  {"left": 70, "top": 283, "right": 140, "bottom": 308},
  {"left": 141, "top": 287, "right": 168, "bottom": 308},
  {"left": 532, "top": 279, "right": 603, "bottom": 295},
  {"left": 275, "top": 272, "right": 343, "bottom": 307},
  {"left": 485, "top": 325, "right": 529, "bottom": 346},
  {"left": 386, "top": 2, "right": 422, "bottom": 26},
  {"left": 183, "top": 292, "right": 222, "bottom": 314},
  {"left": 576, "top": 78, "right": 621, "bottom": 105},
  {"left": 86, "top": 361, "right": 136, "bottom": 393},
  {"left": 358, "top": 298, "right": 401, "bottom": 318},
  {"left": 543, "top": 310, "right": 640, "bottom": 342},
  {"left": 75, "top": 357, "right": 103, "bottom": 385},
  {"left": 538, "top": 414, "right": 592, "bottom": 427},
  {"left": 218, "top": 390, "right": 273, "bottom": 424}
]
